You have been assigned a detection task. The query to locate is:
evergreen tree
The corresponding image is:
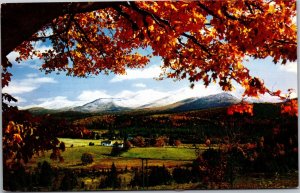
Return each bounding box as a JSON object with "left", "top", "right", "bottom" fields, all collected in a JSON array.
[{"left": 100, "top": 163, "right": 121, "bottom": 189}]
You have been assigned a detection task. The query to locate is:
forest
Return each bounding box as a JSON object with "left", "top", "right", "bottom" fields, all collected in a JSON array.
[{"left": 2, "top": 101, "right": 298, "bottom": 190}]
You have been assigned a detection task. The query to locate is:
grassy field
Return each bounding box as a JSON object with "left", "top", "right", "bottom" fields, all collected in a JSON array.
[
  {"left": 32, "top": 138, "right": 196, "bottom": 169},
  {"left": 58, "top": 138, "right": 197, "bottom": 161},
  {"left": 34, "top": 146, "right": 112, "bottom": 167},
  {"left": 58, "top": 138, "right": 122, "bottom": 147},
  {"left": 121, "top": 147, "right": 196, "bottom": 160}
]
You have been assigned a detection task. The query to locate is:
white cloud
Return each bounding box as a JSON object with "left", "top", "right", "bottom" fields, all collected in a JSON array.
[
  {"left": 6, "top": 51, "right": 20, "bottom": 62},
  {"left": 15, "top": 96, "right": 27, "bottom": 103},
  {"left": 172, "top": 84, "right": 221, "bottom": 100},
  {"left": 75, "top": 89, "right": 168, "bottom": 108},
  {"left": 4, "top": 96, "right": 27, "bottom": 104},
  {"left": 117, "top": 90, "right": 136, "bottom": 99},
  {"left": 26, "top": 73, "right": 39, "bottom": 78},
  {"left": 117, "top": 89, "right": 169, "bottom": 107},
  {"left": 3, "top": 85, "right": 37, "bottom": 95},
  {"left": 132, "top": 83, "right": 147, "bottom": 88},
  {"left": 21, "top": 96, "right": 83, "bottom": 110},
  {"left": 245, "top": 93, "right": 282, "bottom": 103},
  {"left": 77, "top": 90, "right": 111, "bottom": 101},
  {"left": 278, "top": 61, "right": 297, "bottom": 73},
  {"left": 229, "top": 83, "right": 297, "bottom": 103},
  {"left": 2, "top": 76, "right": 57, "bottom": 94},
  {"left": 292, "top": 15, "right": 296, "bottom": 25},
  {"left": 17, "top": 81, "right": 221, "bottom": 109},
  {"left": 6, "top": 40, "right": 54, "bottom": 69},
  {"left": 32, "top": 40, "right": 54, "bottom": 53},
  {"left": 289, "top": 91, "right": 298, "bottom": 99},
  {"left": 110, "top": 65, "right": 161, "bottom": 82},
  {"left": 6, "top": 54, "right": 42, "bottom": 69}
]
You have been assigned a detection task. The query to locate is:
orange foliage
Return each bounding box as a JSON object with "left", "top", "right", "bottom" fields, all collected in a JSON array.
[
  {"left": 205, "top": 138, "right": 211, "bottom": 147},
  {"left": 170, "top": 115, "right": 190, "bottom": 127},
  {"left": 3, "top": 118, "right": 66, "bottom": 168},
  {"left": 174, "top": 140, "right": 182, "bottom": 147},
  {"left": 7, "top": 1, "right": 296, "bottom": 98},
  {"left": 131, "top": 136, "right": 145, "bottom": 147},
  {"left": 281, "top": 99, "right": 298, "bottom": 116},
  {"left": 3, "top": 122, "right": 26, "bottom": 168},
  {"left": 227, "top": 102, "right": 253, "bottom": 116},
  {"left": 155, "top": 136, "right": 168, "bottom": 147}
]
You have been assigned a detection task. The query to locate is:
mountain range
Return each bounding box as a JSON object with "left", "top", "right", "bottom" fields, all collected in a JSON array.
[
  {"left": 72, "top": 98, "right": 129, "bottom": 113},
  {"left": 26, "top": 92, "right": 240, "bottom": 114}
]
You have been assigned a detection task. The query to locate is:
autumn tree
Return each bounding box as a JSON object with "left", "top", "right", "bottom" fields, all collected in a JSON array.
[
  {"left": 2, "top": 1, "right": 297, "bottom": 104},
  {"left": 154, "top": 136, "right": 168, "bottom": 147},
  {"left": 174, "top": 139, "right": 182, "bottom": 147},
  {"left": 131, "top": 136, "right": 145, "bottom": 147},
  {"left": 81, "top": 152, "right": 94, "bottom": 165}
]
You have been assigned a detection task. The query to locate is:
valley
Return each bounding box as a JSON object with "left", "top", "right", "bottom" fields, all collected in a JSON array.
[{"left": 6, "top": 97, "right": 297, "bottom": 191}]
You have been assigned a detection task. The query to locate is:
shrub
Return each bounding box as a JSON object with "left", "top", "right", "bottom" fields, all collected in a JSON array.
[
  {"left": 111, "top": 142, "right": 122, "bottom": 156},
  {"left": 173, "top": 167, "right": 192, "bottom": 184},
  {"left": 174, "top": 140, "right": 182, "bottom": 147},
  {"left": 154, "top": 136, "right": 167, "bottom": 147},
  {"left": 60, "top": 171, "right": 78, "bottom": 191},
  {"left": 59, "top": 142, "right": 66, "bottom": 151},
  {"left": 99, "top": 163, "right": 121, "bottom": 189},
  {"left": 4, "top": 163, "right": 28, "bottom": 191},
  {"left": 202, "top": 148, "right": 221, "bottom": 168},
  {"left": 131, "top": 136, "right": 145, "bottom": 147},
  {"left": 81, "top": 153, "right": 94, "bottom": 165},
  {"left": 38, "top": 161, "right": 54, "bottom": 187},
  {"left": 123, "top": 140, "right": 132, "bottom": 151},
  {"left": 148, "top": 165, "right": 171, "bottom": 186}
]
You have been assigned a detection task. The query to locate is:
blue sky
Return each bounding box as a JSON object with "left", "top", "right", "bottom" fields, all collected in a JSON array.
[{"left": 4, "top": 40, "right": 298, "bottom": 109}]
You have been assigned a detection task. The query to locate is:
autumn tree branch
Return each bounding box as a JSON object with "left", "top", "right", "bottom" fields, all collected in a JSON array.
[
  {"left": 181, "top": 33, "right": 212, "bottom": 57},
  {"left": 112, "top": 5, "right": 139, "bottom": 31},
  {"left": 72, "top": 18, "right": 106, "bottom": 59},
  {"left": 126, "top": 1, "right": 170, "bottom": 29}
]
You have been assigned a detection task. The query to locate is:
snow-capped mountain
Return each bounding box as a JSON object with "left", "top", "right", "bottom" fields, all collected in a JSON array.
[
  {"left": 72, "top": 98, "right": 129, "bottom": 113},
  {"left": 140, "top": 95, "right": 187, "bottom": 108},
  {"left": 169, "top": 92, "right": 240, "bottom": 112},
  {"left": 69, "top": 92, "right": 240, "bottom": 113}
]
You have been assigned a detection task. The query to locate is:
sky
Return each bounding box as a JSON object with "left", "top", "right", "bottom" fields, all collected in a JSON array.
[{"left": 3, "top": 39, "right": 298, "bottom": 109}]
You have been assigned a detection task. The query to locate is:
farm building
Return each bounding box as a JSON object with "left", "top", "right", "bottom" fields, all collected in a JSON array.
[{"left": 101, "top": 140, "right": 112, "bottom": 146}]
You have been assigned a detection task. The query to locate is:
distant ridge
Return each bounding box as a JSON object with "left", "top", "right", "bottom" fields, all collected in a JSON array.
[
  {"left": 169, "top": 93, "right": 240, "bottom": 112},
  {"left": 70, "top": 92, "right": 239, "bottom": 113},
  {"left": 26, "top": 92, "right": 241, "bottom": 114},
  {"left": 72, "top": 98, "right": 129, "bottom": 113}
]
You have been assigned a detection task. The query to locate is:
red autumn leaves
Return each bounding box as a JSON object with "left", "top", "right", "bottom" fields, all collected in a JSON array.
[
  {"left": 227, "top": 102, "right": 254, "bottom": 116},
  {"left": 281, "top": 99, "right": 298, "bottom": 117},
  {"left": 227, "top": 99, "right": 298, "bottom": 117}
]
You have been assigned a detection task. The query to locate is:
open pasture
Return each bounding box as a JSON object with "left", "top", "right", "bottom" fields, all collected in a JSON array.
[
  {"left": 33, "top": 138, "right": 196, "bottom": 169},
  {"left": 58, "top": 138, "right": 122, "bottom": 147},
  {"left": 120, "top": 147, "right": 196, "bottom": 160}
]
